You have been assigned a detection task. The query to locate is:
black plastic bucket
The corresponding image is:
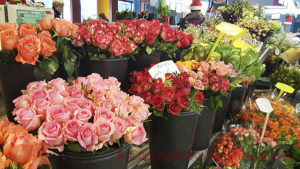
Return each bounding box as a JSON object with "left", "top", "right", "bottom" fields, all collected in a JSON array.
[
  {"left": 149, "top": 111, "right": 199, "bottom": 169},
  {"left": 128, "top": 52, "right": 160, "bottom": 73},
  {"left": 213, "top": 93, "right": 231, "bottom": 133},
  {"left": 79, "top": 58, "right": 129, "bottom": 85},
  {"left": 49, "top": 144, "right": 130, "bottom": 169},
  {"left": 0, "top": 64, "right": 35, "bottom": 122},
  {"left": 227, "top": 86, "right": 248, "bottom": 118},
  {"left": 192, "top": 99, "right": 216, "bottom": 151}
]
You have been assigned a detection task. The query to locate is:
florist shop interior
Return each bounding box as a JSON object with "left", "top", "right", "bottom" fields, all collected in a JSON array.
[{"left": 0, "top": 0, "right": 299, "bottom": 169}]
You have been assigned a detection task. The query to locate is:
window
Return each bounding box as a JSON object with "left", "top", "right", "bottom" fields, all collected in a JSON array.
[
  {"left": 118, "top": 0, "right": 134, "bottom": 12},
  {"left": 81, "top": 0, "right": 98, "bottom": 21}
]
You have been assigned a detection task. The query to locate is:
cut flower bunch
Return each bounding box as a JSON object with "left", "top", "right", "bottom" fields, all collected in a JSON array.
[
  {"left": 0, "top": 120, "right": 50, "bottom": 169},
  {"left": 13, "top": 73, "right": 150, "bottom": 152},
  {"left": 129, "top": 66, "right": 204, "bottom": 116}
]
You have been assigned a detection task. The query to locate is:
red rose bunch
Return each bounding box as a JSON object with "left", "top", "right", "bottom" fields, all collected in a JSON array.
[
  {"left": 72, "top": 19, "right": 137, "bottom": 58},
  {"left": 129, "top": 66, "right": 204, "bottom": 116}
]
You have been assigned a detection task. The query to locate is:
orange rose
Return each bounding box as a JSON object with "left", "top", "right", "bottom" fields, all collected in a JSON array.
[
  {"left": 270, "top": 132, "right": 277, "bottom": 139},
  {"left": 16, "top": 35, "right": 41, "bottom": 65},
  {"left": 0, "top": 23, "right": 17, "bottom": 31},
  {"left": 37, "top": 31, "right": 52, "bottom": 39},
  {"left": 40, "top": 37, "right": 57, "bottom": 57},
  {"left": 37, "top": 17, "right": 53, "bottom": 31},
  {"left": 52, "top": 18, "right": 78, "bottom": 37},
  {"left": 19, "top": 24, "right": 37, "bottom": 37},
  {"left": 0, "top": 29, "right": 19, "bottom": 50}
]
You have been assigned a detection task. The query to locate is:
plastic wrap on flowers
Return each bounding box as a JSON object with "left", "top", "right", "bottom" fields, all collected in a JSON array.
[{"left": 12, "top": 73, "right": 151, "bottom": 169}]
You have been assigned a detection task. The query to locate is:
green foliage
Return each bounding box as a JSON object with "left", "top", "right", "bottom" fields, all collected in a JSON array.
[
  {"left": 66, "top": 142, "right": 86, "bottom": 152},
  {"left": 115, "top": 10, "right": 136, "bottom": 20},
  {"left": 208, "top": 96, "right": 223, "bottom": 111},
  {"left": 39, "top": 56, "right": 59, "bottom": 75},
  {"left": 6, "top": 161, "right": 22, "bottom": 169},
  {"left": 271, "top": 66, "right": 300, "bottom": 91},
  {"left": 156, "top": 0, "right": 170, "bottom": 16}
]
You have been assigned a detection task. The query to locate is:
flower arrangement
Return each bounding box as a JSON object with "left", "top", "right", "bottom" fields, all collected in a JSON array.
[
  {"left": 176, "top": 60, "right": 236, "bottom": 110},
  {"left": 120, "top": 19, "right": 194, "bottom": 58},
  {"left": 271, "top": 66, "right": 300, "bottom": 91},
  {"left": 13, "top": 73, "right": 150, "bottom": 152},
  {"left": 0, "top": 22, "right": 56, "bottom": 65},
  {"left": 128, "top": 66, "right": 204, "bottom": 116},
  {"left": 138, "top": 10, "right": 155, "bottom": 21},
  {"left": 72, "top": 19, "right": 137, "bottom": 59},
  {"left": 0, "top": 120, "right": 50, "bottom": 169},
  {"left": 237, "top": 99, "right": 300, "bottom": 148},
  {"left": 211, "top": 127, "right": 277, "bottom": 169},
  {"left": 238, "top": 18, "right": 278, "bottom": 41}
]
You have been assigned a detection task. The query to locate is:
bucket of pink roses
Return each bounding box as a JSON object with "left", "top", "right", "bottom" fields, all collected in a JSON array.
[
  {"left": 72, "top": 19, "right": 138, "bottom": 89},
  {"left": 0, "top": 18, "right": 78, "bottom": 122},
  {"left": 129, "top": 66, "right": 204, "bottom": 169},
  {"left": 12, "top": 73, "right": 151, "bottom": 169},
  {"left": 176, "top": 60, "right": 237, "bottom": 151}
]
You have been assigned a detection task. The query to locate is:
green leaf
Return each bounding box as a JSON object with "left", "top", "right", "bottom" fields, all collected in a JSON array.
[
  {"left": 66, "top": 142, "right": 86, "bottom": 152},
  {"left": 33, "top": 66, "right": 52, "bottom": 81},
  {"left": 8, "top": 161, "right": 21, "bottom": 169},
  {"left": 39, "top": 56, "right": 59, "bottom": 75},
  {"left": 146, "top": 46, "right": 153, "bottom": 55},
  {"left": 64, "top": 60, "right": 75, "bottom": 77}
]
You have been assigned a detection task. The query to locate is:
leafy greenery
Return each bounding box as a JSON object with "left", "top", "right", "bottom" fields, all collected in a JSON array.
[
  {"left": 115, "top": 10, "right": 136, "bottom": 20},
  {"left": 271, "top": 66, "right": 300, "bottom": 91},
  {"left": 156, "top": 0, "right": 170, "bottom": 16}
]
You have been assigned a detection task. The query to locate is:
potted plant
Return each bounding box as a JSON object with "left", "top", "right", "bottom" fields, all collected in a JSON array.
[
  {"left": 12, "top": 73, "right": 150, "bottom": 169},
  {"left": 176, "top": 60, "right": 236, "bottom": 150},
  {"left": 129, "top": 66, "right": 204, "bottom": 169},
  {"left": 0, "top": 19, "right": 77, "bottom": 122},
  {"left": 119, "top": 19, "right": 194, "bottom": 72},
  {"left": 0, "top": 120, "right": 50, "bottom": 169},
  {"left": 156, "top": 0, "right": 170, "bottom": 23},
  {"left": 115, "top": 10, "right": 136, "bottom": 20},
  {"left": 72, "top": 19, "right": 137, "bottom": 86},
  {"left": 138, "top": 10, "right": 155, "bottom": 21}
]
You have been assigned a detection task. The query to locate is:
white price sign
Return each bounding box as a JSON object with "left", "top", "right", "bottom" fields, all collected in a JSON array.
[{"left": 148, "top": 60, "right": 180, "bottom": 81}]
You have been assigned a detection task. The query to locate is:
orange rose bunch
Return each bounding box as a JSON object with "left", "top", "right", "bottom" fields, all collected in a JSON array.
[
  {"left": 0, "top": 22, "right": 57, "bottom": 65},
  {"left": 0, "top": 120, "right": 49, "bottom": 169},
  {"left": 38, "top": 17, "right": 78, "bottom": 37},
  {"left": 237, "top": 99, "right": 300, "bottom": 148}
]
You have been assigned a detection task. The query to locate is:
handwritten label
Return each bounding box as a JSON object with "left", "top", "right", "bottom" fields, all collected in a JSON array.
[
  {"left": 275, "top": 48, "right": 280, "bottom": 55},
  {"left": 255, "top": 98, "right": 273, "bottom": 114},
  {"left": 148, "top": 60, "right": 180, "bottom": 81}
]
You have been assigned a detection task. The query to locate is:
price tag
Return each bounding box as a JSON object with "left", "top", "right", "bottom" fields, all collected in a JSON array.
[
  {"left": 148, "top": 60, "right": 180, "bottom": 81},
  {"left": 275, "top": 48, "right": 280, "bottom": 55},
  {"left": 279, "top": 47, "right": 300, "bottom": 64},
  {"left": 255, "top": 98, "right": 273, "bottom": 114},
  {"left": 275, "top": 82, "right": 295, "bottom": 94},
  {"left": 216, "top": 22, "right": 245, "bottom": 37},
  {"left": 232, "top": 39, "right": 254, "bottom": 51}
]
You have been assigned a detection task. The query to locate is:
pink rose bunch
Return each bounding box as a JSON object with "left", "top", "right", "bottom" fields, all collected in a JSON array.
[
  {"left": 178, "top": 61, "right": 237, "bottom": 94},
  {"left": 13, "top": 73, "right": 150, "bottom": 152},
  {"left": 72, "top": 19, "right": 137, "bottom": 57}
]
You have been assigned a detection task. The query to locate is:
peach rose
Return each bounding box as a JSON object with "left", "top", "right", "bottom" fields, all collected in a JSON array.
[
  {"left": 38, "top": 17, "right": 53, "bottom": 31},
  {"left": 124, "top": 124, "right": 147, "bottom": 146},
  {"left": 16, "top": 35, "right": 41, "bottom": 65},
  {"left": 0, "top": 29, "right": 19, "bottom": 50},
  {"left": 0, "top": 23, "right": 17, "bottom": 31},
  {"left": 52, "top": 18, "right": 78, "bottom": 37},
  {"left": 37, "top": 31, "right": 52, "bottom": 39},
  {"left": 19, "top": 24, "right": 37, "bottom": 37},
  {"left": 39, "top": 36, "right": 57, "bottom": 57}
]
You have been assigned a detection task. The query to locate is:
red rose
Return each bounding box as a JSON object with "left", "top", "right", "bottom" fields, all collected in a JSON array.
[
  {"left": 133, "top": 35, "right": 145, "bottom": 44},
  {"left": 92, "top": 33, "right": 113, "bottom": 49},
  {"left": 177, "top": 94, "right": 189, "bottom": 108},
  {"left": 125, "top": 27, "right": 136, "bottom": 39},
  {"left": 125, "top": 40, "right": 138, "bottom": 53},
  {"left": 109, "top": 39, "right": 127, "bottom": 56},
  {"left": 177, "top": 35, "right": 190, "bottom": 48},
  {"left": 194, "top": 92, "right": 204, "bottom": 104},
  {"left": 187, "top": 33, "right": 194, "bottom": 44},
  {"left": 162, "top": 87, "right": 175, "bottom": 102},
  {"left": 161, "top": 28, "right": 177, "bottom": 42},
  {"left": 150, "top": 83, "right": 163, "bottom": 95},
  {"left": 167, "top": 102, "right": 181, "bottom": 115},
  {"left": 210, "top": 82, "right": 221, "bottom": 92},
  {"left": 128, "top": 84, "right": 142, "bottom": 95},
  {"left": 145, "top": 31, "right": 156, "bottom": 45},
  {"left": 151, "top": 95, "right": 165, "bottom": 111},
  {"left": 80, "top": 28, "right": 92, "bottom": 44}
]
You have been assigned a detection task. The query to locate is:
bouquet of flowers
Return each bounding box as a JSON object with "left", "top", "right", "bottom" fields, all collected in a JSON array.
[
  {"left": 128, "top": 66, "right": 204, "bottom": 116},
  {"left": 0, "top": 120, "right": 50, "bottom": 169},
  {"left": 13, "top": 73, "right": 150, "bottom": 152},
  {"left": 237, "top": 99, "right": 300, "bottom": 147},
  {"left": 72, "top": 19, "right": 138, "bottom": 59},
  {"left": 211, "top": 127, "right": 277, "bottom": 169},
  {"left": 119, "top": 19, "right": 194, "bottom": 58},
  {"left": 176, "top": 60, "right": 236, "bottom": 110}
]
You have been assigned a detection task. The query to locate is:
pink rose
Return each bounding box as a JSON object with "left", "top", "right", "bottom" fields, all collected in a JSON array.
[
  {"left": 13, "top": 95, "right": 32, "bottom": 110},
  {"left": 94, "top": 108, "right": 115, "bottom": 122},
  {"left": 111, "top": 117, "right": 126, "bottom": 142},
  {"left": 38, "top": 122, "right": 65, "bottom": 152},
  {"left": 47, "top": 89, "right": 67, "bottom": 105},
  {"left": 33, "top": 98, "right": 50, "bottom": 118},
  {"left": 99, "top": 99, "right": 115, "bottom": 112},
  {"left": 105, "top": 77, "right": 121, "bottom": 89},
  {"left": 14, "top": 107, "right": 41, "bottom": 130},
  {"left": 129, "top": 96, "right": 144, "bottom": 107},
  {"left": 64, "top": 119, "right": 83, "bottom": 141},
  {"left": 77, "top": 123, "right": 98, "bottom": 151},
  {"left": 74, "top": 109, "right": 92, "bottom": 122},
  {"left": 67, "top": 85, "right": 84, "bottom": 98},
  {"left": 74, "top": 77, "right": 88, "bottom": 86},
  {"left": 80, "top": 99, "right": 94, "bottom": 112},
  {"left": 92, "top": 33, "right": 113, "bottom": 49},
  {"left": 123, "top": 117, "right": 134, "bottom": 127},
  {"left": 64, "top": 98, "right": 82, "bottom": 112},
  {"left": 30, "top": 89, "right": 47, "bottom": 100},
  {"left": 124, "top": 124, "right": 148, "bottom": 146},
  {"left": 46, "top": 105, "right": 71, "bottom": 123},
  {"left": 193, "top": 80, "right": 204, "bottom": 90},
  {"left": 48, "top": 78, "right": 67, "bottom": 91},
  {"left": 94, "top": 119, "right": 115, "bottom": 143},
  {"left": 131, "top": 109, "right": 149, "bottom": 122},
  {"left": 23, "top": 81, "right": 47, "bottom": 94},
  {"left": 115, "top": 103, "right": 132, "bottom": 118},
  {"left": 87, "top": 73, "right": 104, "bottom": 88}
]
